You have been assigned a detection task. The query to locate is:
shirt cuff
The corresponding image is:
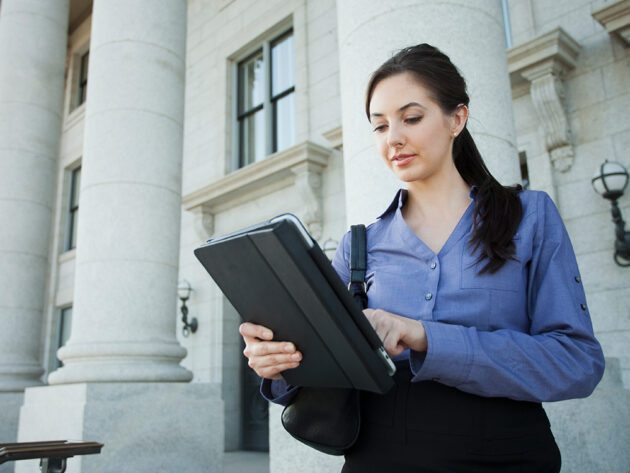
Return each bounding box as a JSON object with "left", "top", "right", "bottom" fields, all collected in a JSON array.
[
  {"left": 260, "top": 378, "right": 299, "bottom": 405},
  {"left": 410, "top": 321, "right": 473, "bottom": 386}
]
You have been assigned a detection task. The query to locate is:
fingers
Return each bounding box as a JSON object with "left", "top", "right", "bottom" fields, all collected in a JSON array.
[
  {"left": 247, "top": 350, "right": 302, "bottom": 380},
  {"left": 239, "top": 322, "right": 302, "bottom": 379},
  {"left": 364, "top": 309, "right": 407, "bottom": 356},
  {"left": 239, "top": 322, "right": 273, "bottom": 341},
  {"left": 243, "top": 341, "right": 297, "bottom": 358}
]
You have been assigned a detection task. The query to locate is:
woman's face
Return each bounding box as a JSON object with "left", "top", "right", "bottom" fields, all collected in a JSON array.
[{"left": 369, "top": 72, "right": 464, "bottom": 184}]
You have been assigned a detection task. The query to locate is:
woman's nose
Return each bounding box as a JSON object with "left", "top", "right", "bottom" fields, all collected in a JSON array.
[{"left": 387, "top": 124, "right": 405, "bottom": 148}]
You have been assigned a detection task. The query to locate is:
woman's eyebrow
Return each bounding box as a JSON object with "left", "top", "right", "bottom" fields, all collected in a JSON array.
[{"left": 370, "top": 101, "right": 426, "bottom": 118}]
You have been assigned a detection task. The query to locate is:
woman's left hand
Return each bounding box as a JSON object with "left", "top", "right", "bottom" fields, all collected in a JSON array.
[{"left": 363, "top": 308, "right": 428, "bottom": 357}]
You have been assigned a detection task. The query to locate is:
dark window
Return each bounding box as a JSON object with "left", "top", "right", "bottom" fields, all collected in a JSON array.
[
  {"left": 56, "top": 307, "right": 73, "bottom": 368},
  {"left": 519, "top": 151, "right": 530, "bottom": 190},
  {"left": 78, "top": 51, "right": 89, "bottom": 106},
  {"left": 236, "top": 30, "right": 294, "bottom": 168},
  {"left": 66, "top": 166, "right": 81, "bottom": 251}
]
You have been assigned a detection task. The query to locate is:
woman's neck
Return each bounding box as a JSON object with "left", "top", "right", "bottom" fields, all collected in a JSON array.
[{"left": 404, "top": 172, "right": 472, "bottom": 222}]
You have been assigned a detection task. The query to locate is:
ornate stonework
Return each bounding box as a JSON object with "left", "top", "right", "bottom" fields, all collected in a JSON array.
[
  {"left": 183, "top": 140, "right": 332, "bottom": 240},
  {"left": 508, "top": 28, "right": 581, "bottom": 172}
]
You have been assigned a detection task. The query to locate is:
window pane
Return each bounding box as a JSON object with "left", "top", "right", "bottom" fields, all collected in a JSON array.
[
  {"left": 57, "top": 307, "right": 73, "bottom": 367},
  {"left": 239, "top": 52, "right": 264, "bottom": 113},
  {"left": 241, "top": 110, "right": 266, "bottom": 166},
  {"left": 275, "top": 93, "right": 295, "bottom": 152},
  {"left": 78, "top": 51, "right": 89, "bottom": 105},
  {"left": 271, "top": 34, "right": 294, "bottom": 97},
  {"left": 67, "top": 167, "right": 81, "bottom": 250},
  {"left": 71, "top": 167, "right": 81, "bottom": 207}
]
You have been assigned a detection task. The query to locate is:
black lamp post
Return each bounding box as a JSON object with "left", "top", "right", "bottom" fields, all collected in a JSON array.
[
  {"left": 592, "top": 160, "right": 630, "bottom": 267},
  {"left": 177, "top": 279, "right": 198, "bottom": 336}
]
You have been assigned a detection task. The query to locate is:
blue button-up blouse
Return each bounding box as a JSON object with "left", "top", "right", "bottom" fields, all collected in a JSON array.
[{"left": 262, "top": 187, "right": 605, "bottom": 404}]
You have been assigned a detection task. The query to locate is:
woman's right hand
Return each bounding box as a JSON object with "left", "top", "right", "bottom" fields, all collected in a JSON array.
[{"left": 239, "top": 322, "right": 302, "bottom": 380}]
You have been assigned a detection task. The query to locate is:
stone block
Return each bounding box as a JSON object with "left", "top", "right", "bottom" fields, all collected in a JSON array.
[
  {"left": 611, "top": 129, "right": 630, "bottom": 165},
  {"left": 566, "top": 68, "right": 606, "bottom": 113},
  {"left": 574, "top": 33, "right": 615, "bottom": 73},
  {"left": 16, "top": 382, "right": 223, "bottom": 473},
  {"left": 602, "top": 56, "right": 630, "bottom": 100},
  {"left": 544, "top": 358, "right": 630, "bottom": 473},
  {"left": 576, "top": 249, "right": 630, "bottom": 294},
  {"left": 587, "top": 287, "right": 630, "bottom": 333},
  {"left": 535, "top": 3, "right": 600, "bottom": 44}
]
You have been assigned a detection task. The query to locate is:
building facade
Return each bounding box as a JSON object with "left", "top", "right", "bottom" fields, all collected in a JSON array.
[{"left": 0, "top": 0, "right": 629, "bottom": 472}]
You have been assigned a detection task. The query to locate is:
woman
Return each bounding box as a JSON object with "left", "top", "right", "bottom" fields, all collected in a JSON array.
[{"left": 239, "top": 44, "right": 605, "bottom": 472}]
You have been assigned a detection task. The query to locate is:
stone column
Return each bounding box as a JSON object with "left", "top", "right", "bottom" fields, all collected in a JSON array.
[
  {"left": 0, "top": 0, "right": 68, "bottom": 442},
  {"left": 48, "top": 0, "right": 191, "bottom": 384},
  {"left": 336, "top": 0, "right": 520, "bottom": 224},
  {"left": 18, "top": 2, "right": 223, "bottom": 472}
]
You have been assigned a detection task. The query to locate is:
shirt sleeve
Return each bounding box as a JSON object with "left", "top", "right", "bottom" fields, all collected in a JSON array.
[
  {"left": 259, "top": 230, "right": 352, "bottom": 405},
  {"left": 409, "top": 191, "right": 605, "bottom": 402}
]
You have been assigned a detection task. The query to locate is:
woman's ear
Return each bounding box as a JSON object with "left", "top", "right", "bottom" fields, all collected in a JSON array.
[{"left": 451, "top": 104, "right": 469, "bottom": 137}]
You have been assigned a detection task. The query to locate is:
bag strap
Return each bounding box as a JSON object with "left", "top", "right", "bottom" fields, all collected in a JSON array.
[{"left": 349, "top": 225, "right": 368, "bottom": 310}]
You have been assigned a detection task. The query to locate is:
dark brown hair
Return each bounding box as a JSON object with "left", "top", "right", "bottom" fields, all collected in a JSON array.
[{"left": 365, "top": 43, "right": 523, "bottom": 274}]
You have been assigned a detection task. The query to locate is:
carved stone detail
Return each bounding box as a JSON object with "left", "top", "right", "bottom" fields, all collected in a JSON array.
[
  {"left": 508, "top": 28, "right": 581, "bottom": 173},
  {"left": 182, "top": 141, "right": 332, "bottom": 238},
  {"left": 525, "top": 68, "right": 574, "bottom": 172},
  {"left": 291, "top": 162, "right": 324, "bottom": 240},
  {"left": 191, "top": 204, "right": 214, "bottom": 241}
]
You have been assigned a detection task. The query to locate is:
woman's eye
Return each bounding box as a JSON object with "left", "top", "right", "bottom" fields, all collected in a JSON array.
[
  {"left": 373, "top": 125, "right": 387, "bottom": 133},
  {"left": 405, "top": 116, "right": 422, "bottom": 124}
]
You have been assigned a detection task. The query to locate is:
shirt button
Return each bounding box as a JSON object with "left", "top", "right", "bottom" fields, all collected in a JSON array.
[
  {"left": 575, "top": 276, "right": 581, "bottom": 283},
  {"left": 430, "top": 261, "right": 437, "bottom": 270},
  {"left": 580, "top": 303, "right": 587, "bottom": 311},
  {"left": 425, "top": 292, "right": 433, "bottom": 301}
]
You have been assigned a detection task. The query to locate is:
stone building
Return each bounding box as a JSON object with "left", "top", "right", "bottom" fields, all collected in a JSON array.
[{"left": 0, "top": 0, "right": 628, "bottom": 472}]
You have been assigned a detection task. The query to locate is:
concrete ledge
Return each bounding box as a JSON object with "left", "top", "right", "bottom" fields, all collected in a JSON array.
[{"left": 16, "top": 382, "right": 223, "bottom": 473}]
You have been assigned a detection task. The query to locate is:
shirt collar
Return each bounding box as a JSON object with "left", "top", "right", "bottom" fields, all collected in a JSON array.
[{"left": 377, "top": 185, "right": 478, "bottom": 220}]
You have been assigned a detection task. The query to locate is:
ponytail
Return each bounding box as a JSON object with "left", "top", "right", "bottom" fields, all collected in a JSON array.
[{"left": 454, "top": 128, "right": 523, "bottom": 274}]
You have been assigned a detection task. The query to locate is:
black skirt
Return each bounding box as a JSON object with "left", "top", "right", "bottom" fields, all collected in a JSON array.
[{"left": 342, "top": 363, "right": 561, "bottom": 473}]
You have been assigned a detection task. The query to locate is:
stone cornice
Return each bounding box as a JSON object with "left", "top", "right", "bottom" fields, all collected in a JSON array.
[
  {"left": 593, "top": 0, "right": 630, "bottom": 46},
  {"left": 508, "top": 28, "right": 581, "bottom": 84},
  {"left": 182, "top": 140, "right": 332, "bottom": 239},
  {"left": 507, "top": 28, "right": 581, "bottom": 172},
  {"left": 322, "top": 126, "right": 343, "bottom": 149}
]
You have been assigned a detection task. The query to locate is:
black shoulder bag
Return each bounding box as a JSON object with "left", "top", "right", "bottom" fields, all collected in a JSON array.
[{"left": 280, "top": 225, "right": 368, "bottom": 455}]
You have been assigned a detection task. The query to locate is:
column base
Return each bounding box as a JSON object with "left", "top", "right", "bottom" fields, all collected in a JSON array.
[
  {"left": 0, "top": 392, "right": 24, "bottom": 473},
  {"left": 544, "top": 357, "right": 630, "bottom": 472},
  {"left": 49, "top": 341, "right": 193, "bottom": 384},
  {"left": 16, "top": 382, "right": 223, "bottom": 473}
]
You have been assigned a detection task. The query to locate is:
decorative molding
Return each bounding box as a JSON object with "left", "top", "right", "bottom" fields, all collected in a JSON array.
[
  {"left": 593, "top": 0, "right": 630, "bottom": 46},
  {"left": 182, "top": 141, "right": 332, "bottom": 240},
  {"left": 322, "top": 126, "right": 343, "bottom": 150},
  {"left": 508, "top": 28, "right": 581, "bottom": 173}
]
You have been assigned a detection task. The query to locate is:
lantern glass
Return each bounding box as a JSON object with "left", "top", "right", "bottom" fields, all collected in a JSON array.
[
  {"left": 177, "top": 279, "right": 192, "bottom": 300},
  {"left": 592, "top": 161, "right": 629, "bottom": 196}
]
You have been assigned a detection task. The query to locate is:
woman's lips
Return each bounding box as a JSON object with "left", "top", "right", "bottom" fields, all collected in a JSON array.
[{"left": 392, "top": 154, "right": 416, "bottom": 167}]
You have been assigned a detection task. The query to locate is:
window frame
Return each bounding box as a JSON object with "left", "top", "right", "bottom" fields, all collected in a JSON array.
[
  {"left": 232, "top": 28, "right": 295, "bottom": 171},
  {"left": 77, "top": 50, "right": 89, "bottom": 106},
  {"left": 55, "top": 306, "right": 73, "bottom": 369},
  {"left": 65, "top": 165, "right": 81, "bottom": 251}
]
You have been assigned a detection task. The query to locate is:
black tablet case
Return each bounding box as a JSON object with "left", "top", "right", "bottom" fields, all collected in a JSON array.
[{"left": 194, "top": 217, "right": 394, "bottom": 394}]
